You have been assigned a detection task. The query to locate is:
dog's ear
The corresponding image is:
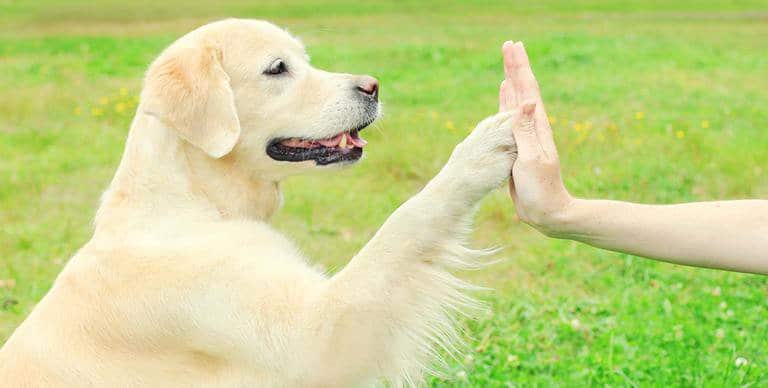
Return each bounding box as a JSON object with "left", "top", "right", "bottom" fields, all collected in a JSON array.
[{"left": 141, "top": 42, "right": 240, "bottom": 158}]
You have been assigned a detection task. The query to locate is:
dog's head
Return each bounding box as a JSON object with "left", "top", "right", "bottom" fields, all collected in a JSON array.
[{"left": 140, "top": 19, "right": 379, "bottom": 179}]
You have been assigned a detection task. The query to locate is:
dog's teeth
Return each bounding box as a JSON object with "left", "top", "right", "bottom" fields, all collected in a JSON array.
[{"left": 339, "top": 134, "right": 347, "bottom": 148}]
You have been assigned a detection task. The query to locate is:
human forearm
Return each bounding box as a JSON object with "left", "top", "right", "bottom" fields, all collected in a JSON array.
[
  {"left": 545, "top": 199, "right": 768, "bottom": 274},
  {"left": 500, "top": 41, "right": 768, "bottom": 275}
]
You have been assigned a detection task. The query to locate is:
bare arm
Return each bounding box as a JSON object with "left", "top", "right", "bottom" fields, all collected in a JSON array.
[
  {"left": 501, "top": 41, "right": 768, "bottom": 275},
  {"left": 548, "top": 199, "right": 768, "bottom": 273}
]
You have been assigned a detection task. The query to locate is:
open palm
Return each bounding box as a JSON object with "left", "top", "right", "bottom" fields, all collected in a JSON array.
[{"left": 498, "top": 42, "right": 574, "bottom": 234}]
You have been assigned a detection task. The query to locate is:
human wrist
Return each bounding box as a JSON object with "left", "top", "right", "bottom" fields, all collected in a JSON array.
[{"left": 526, "top": 195, "right": 584, "bottom": 239}]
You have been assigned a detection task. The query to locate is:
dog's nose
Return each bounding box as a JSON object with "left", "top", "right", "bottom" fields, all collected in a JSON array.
[{"left": 355, "top": 76, "right": 379, "bottom": 101}]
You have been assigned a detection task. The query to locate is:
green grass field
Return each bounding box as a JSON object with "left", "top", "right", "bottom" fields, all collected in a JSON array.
[{"left": 2, "top": 1, "right": 768, "bottom": 385}]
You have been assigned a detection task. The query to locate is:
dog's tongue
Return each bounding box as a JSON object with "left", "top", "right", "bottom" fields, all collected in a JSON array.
[
  {"left": 282, "top": 131, "right": 367, "bottom": 149},
  {"left": 348, "top": 131, "right": 367, "bottom": 147}
]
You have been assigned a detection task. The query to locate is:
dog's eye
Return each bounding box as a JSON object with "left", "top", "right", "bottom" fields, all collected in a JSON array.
[{"left": 264, "top": 59, "right": 288, "bottom": 76}]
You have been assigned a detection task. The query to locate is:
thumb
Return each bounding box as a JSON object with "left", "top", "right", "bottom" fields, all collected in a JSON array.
[
  {"left": 508, "top": 102, "right": 536, "bottom": 202},
  {"left": 499, "top": 79, "right": 516, "bottom": 112}
]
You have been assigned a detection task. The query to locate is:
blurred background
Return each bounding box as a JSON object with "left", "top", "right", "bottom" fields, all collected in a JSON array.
[{"left": 1, "top": 0, "right": 767, "bottom": 385}]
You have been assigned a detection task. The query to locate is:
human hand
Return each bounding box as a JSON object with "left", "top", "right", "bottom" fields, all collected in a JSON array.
[
  {"left": 498, "top": 43, "right": 768, "bottom": 274},
  {"left": 500, "top": 41, "right": 574, "bottom": 236}
]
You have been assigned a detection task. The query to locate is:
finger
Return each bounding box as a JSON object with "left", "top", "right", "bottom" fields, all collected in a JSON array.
[
  {"left": 502, "top": 41, "right": 525, "bottom": 109},
  {"left": 510, "top": 101, "right": 544, "bottom": 159},
  {"left": 502, "top": 40, "right": 517, "bottom": 80},
  {"left": 510, "top": 43, "right": 559, "bottom": 158},
  {"left": 509, "top": 43, "right": 542, "bottom": 133},
  {"left": 509, "top": 42, "right": 540, "bottom": 113},
  {"left": 499, "top": 79, "right": 517, "bottom": 111}
]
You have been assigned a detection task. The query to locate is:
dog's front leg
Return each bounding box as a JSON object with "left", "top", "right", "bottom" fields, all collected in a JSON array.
[{"left": 301, "top": 109, "right": 523, "bottom": 386}]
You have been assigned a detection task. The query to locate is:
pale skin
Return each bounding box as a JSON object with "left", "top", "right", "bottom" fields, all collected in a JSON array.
[{"left": 499, "top": 41, "right": 768, "bottom": 275}]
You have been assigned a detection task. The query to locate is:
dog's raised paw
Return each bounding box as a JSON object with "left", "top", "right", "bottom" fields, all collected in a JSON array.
[{"left": 442, "top": 110, "right": 520, "bottom": 199}]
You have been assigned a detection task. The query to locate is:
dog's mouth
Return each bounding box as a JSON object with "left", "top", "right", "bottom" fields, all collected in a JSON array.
[{"left": 266, "top": 126, "right": 369, "bottom": 166}]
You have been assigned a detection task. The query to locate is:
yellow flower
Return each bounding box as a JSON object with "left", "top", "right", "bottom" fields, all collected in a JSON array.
[
  {"left": 675, "top": 130, "right": 685, "bottom": 139},
  {"left": 119, "top": 87, "right": 128, "bottom": 96},
  {"left": 701, "top": 120, "right": 710, "bottom": 128},
  {"left": 573, "top": 122, "right": 584, "bottom": 132},
  {"left": 548, "top": 116, "right": 557, "bottom": 124},
  {"left": 445, "top": 120, "right": 455, "bottom": 130},
  {"left": 114, "top": 102, "right": 127, "bottom": 113},
  {"left": 73, "top": 106, "right": 82, "bottom": 116},
  {"left": 607, "top": 122, "right": 618, "bottom": 132},
  {"left": 91, "top": 107, "right": 103, "bottom": 117},
  {"left": 429, "top": 111, "right": 439, "bottom": 119},
  {"left": 133, "top": 95, "right": 140, "bottom": 104},
  {"left": 98, "top": 96, "right": 110, "bottom": 106},
  {"left": 634, "top": 111, "right": 644, "bottom": 120}
]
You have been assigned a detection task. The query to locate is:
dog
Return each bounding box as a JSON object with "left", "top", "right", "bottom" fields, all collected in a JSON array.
[{"left": 0, "top": 19, "right": 521, "bottom": 387}]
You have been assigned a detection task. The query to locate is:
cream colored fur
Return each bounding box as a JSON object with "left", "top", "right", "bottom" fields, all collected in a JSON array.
[{"left": 0, "top": 19, "right": 519, "bottom": 387}]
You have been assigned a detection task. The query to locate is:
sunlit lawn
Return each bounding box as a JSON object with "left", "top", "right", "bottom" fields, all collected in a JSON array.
[{"left": 2, "top": 1, "right": 768, "bottom": 385}]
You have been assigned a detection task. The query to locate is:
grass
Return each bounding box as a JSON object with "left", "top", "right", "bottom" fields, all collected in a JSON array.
[{"left": 1, "top": 0, "right": 768, "bottom": 385}]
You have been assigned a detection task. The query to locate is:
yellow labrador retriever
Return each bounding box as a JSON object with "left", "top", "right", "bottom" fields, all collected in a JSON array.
[{"left": 0, "top": 19, "right": 521, "bottom": 387}]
